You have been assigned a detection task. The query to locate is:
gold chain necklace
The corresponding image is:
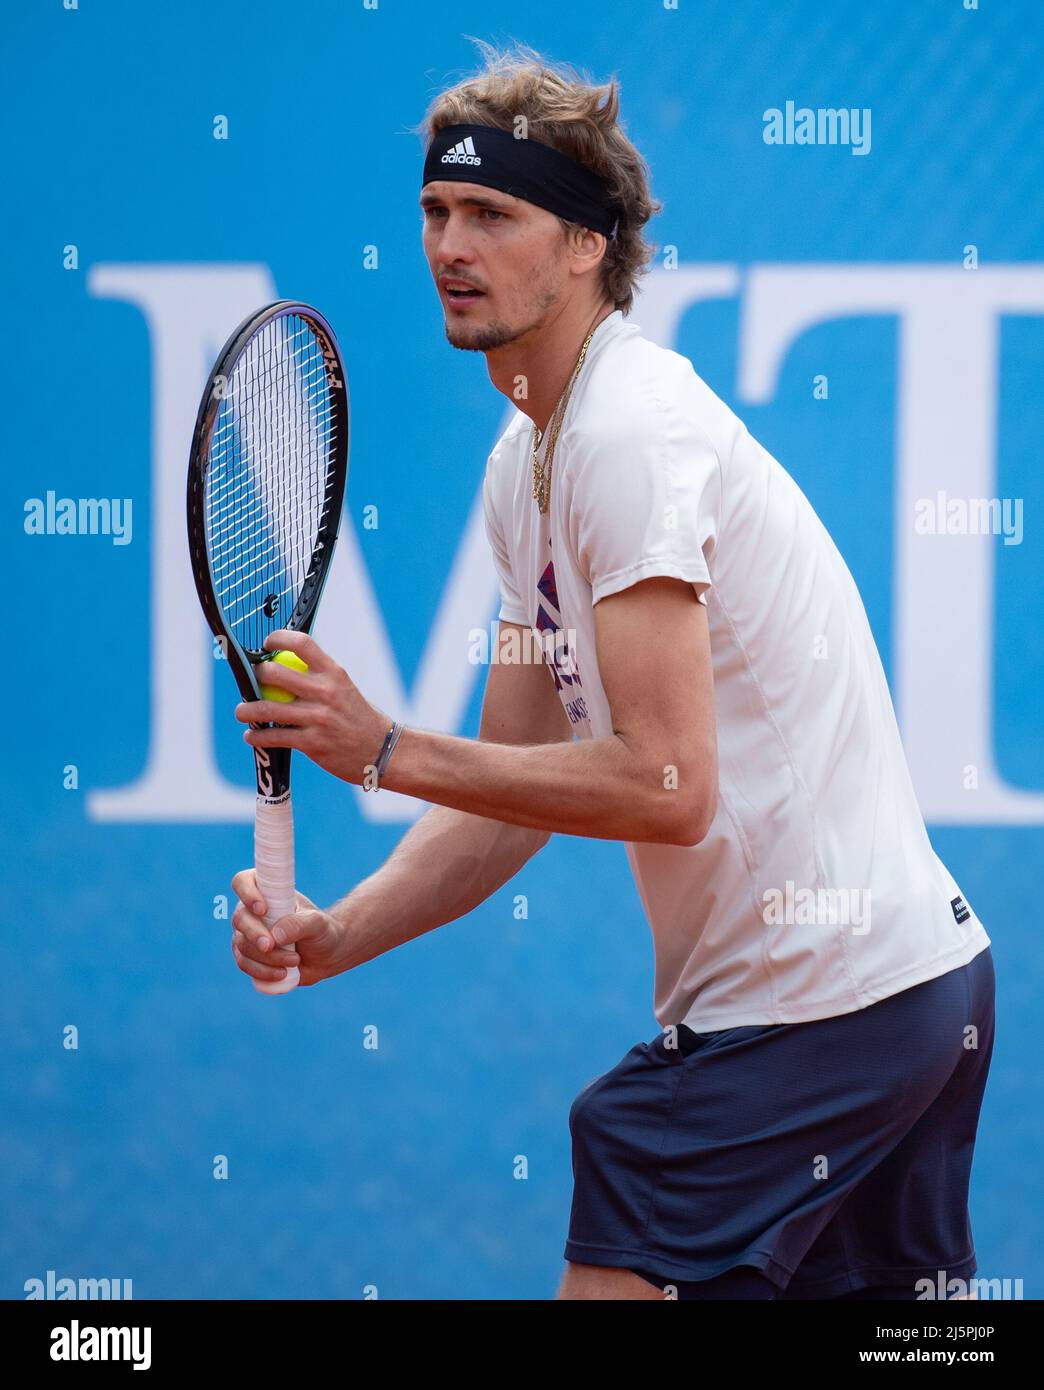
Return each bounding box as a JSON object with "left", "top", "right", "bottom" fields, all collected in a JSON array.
[{"left": 531, "top": 323, "right": 599, "bottom": 514}]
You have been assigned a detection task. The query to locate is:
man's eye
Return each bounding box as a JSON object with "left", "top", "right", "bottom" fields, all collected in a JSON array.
[
  {"left": 481, "top": 209, "right": 504, "bottom": 222},
  {"left": 422, "top": 206, "right": 446, "bottom": 220}
]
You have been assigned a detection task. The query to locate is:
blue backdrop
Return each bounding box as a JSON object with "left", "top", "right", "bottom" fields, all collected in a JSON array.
[{"left": 3, "top": 0, "right": 1042, "bottom": 1300}]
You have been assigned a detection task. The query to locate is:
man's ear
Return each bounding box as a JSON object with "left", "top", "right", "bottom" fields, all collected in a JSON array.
[{"left": 567, "top": 223, "right": 608, "bottom": 278}]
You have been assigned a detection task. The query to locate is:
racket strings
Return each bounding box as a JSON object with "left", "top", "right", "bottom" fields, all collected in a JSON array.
[
  {"left": 205, "top": 413, "right": 338, "bottom": 541},
  {"left": 204, "top": 314, "right": 339, "bottom": 652}
]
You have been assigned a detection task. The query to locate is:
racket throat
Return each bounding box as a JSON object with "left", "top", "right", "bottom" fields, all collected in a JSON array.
[{"left": 251, "top": 738, "right": 291, "bottom": 800}]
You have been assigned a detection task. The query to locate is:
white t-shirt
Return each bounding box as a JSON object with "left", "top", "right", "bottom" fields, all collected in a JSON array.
[{"left": 482, "top": 309, "right": 991, "bottom": 1031}]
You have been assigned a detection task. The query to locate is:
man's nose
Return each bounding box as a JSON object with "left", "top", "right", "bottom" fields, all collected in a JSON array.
[{"left": 434, "top": 212, "right": 476, "bottom": 267}]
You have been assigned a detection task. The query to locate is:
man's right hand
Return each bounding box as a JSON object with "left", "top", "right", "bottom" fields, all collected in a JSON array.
[{"left": 230, "top": 869, "right": 347, "bottom": 987}]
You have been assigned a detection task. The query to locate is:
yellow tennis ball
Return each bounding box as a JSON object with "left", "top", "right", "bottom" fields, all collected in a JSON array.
[{"left": 259, "top": 649, "right": 309, "bottom": 703}]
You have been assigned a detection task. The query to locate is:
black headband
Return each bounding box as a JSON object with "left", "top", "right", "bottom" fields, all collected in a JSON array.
[{"left": 422, "top": 123, "right": 620, "bottom": 238}]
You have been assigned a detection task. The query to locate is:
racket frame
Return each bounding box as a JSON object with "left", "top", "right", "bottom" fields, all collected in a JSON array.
[{"left": 186, "top": 299, "right": 349, "bottom": 991}]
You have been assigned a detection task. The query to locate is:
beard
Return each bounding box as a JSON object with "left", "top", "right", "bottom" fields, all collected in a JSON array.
[
  {"left": 443, "top": 316, "right": 524, "bottom": 352},
  {"left": 443, "top": 282, "right": 560, "bottom": 353}
]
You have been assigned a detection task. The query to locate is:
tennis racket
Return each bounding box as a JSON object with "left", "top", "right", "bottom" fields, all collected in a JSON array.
[{"left": 187, "top": 301, "right": 349, "bottom": 994}]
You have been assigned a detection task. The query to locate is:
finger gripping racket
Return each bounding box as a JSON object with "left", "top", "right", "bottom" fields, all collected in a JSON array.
[{"left": 187, "top": 301, "right": 349, "bottom": 994}]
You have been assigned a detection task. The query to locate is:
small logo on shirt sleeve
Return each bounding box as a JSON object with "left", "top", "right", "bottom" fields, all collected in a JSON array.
[{"left": 950, "top": 895, "right": 971, "bottom": 924}]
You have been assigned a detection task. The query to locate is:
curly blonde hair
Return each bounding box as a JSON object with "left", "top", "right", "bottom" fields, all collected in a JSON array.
[{"left": 416, "top": 41, "right": 661, "bottom": 314}]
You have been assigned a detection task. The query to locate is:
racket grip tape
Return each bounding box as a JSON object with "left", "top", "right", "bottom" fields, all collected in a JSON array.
[{"left": 252, "top": 795, "right": 301, "bottom": 995}]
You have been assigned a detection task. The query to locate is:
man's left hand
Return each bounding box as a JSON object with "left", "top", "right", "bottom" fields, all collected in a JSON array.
[{"left": 234, "top": 630, "right": 392, "bottom": 787}]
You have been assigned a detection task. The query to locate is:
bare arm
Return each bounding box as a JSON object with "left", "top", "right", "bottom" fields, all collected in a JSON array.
[
  {"left": 328, "top": 624, "right": 571, "bottom": 970},
  {"left": 241, "top": 579, "right": 717, "bottom": 848},
  {"left": 372, "top": 579, "right": 716, "bottom": 844},
  {"left": 232, "top": 578, "right": 718, "bottom": 985}
]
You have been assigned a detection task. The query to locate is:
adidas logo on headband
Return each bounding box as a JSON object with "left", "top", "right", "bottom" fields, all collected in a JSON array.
[{"left": 441, "top": 135, "right": 481, "bottom": 167}]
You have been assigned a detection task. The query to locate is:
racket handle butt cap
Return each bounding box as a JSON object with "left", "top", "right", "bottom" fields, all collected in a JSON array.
[{"left": 253, "top": 965, "right": 301, "bottom": 995}]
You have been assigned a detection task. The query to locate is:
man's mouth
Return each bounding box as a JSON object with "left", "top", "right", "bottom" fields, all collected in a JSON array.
[{"left": 442, "top": 279, "right": 486, "bottom": 304}]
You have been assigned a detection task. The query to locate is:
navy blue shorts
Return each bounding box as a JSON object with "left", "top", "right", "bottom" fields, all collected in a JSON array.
[{"left": 565, "top": 946, "right": 995, "bottom": 1300}]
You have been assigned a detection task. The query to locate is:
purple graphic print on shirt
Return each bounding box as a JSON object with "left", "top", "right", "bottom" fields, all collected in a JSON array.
[{"left": 536, "top": 539, "right": 589, "bottom": 727}]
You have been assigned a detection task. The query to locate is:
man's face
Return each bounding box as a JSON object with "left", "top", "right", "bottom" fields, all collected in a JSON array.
[{"left": 420, "top": 181, "right": 570, "bottom": 351}]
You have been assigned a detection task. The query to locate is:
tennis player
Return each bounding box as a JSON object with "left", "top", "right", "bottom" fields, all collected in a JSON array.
[{"left": 230, "top": 45, "right": 995, "bottom": 1301}]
